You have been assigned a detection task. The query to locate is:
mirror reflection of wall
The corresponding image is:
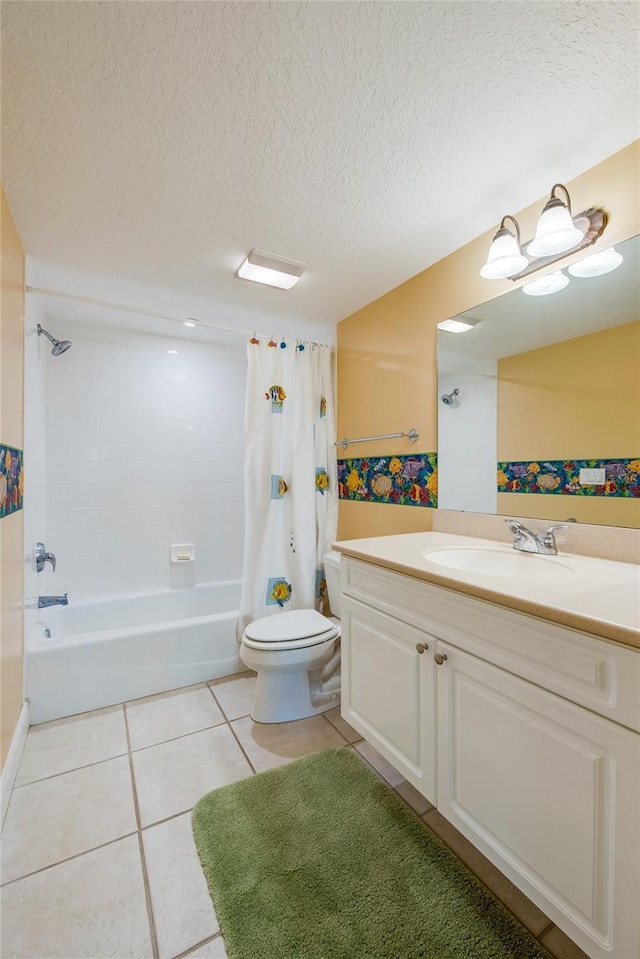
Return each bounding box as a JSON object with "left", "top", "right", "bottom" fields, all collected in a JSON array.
[{"left": 437, "top": 234, "right": 640, "bottom": 530}]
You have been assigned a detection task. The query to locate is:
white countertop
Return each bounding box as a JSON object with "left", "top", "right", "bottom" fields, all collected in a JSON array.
[{"left": 333, "top": 531, "right": 640, "bottom": 648}]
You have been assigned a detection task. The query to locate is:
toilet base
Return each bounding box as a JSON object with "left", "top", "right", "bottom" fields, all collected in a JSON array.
[{"left": 251, "top": 668, "right": 340, "bottom": 724}]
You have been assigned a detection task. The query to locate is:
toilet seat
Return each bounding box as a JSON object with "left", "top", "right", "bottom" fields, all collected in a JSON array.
[{"left": 242, "top": 608, "right": 339, "bottom": 653}]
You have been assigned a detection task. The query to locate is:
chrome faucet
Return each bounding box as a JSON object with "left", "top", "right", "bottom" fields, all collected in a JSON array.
[
  {"left": 38, "top": 594, "right": 68, "bottom": 608},
  {"left": 506, "top": 520, "right": 570, "bottom": 556},
  {"left": 35, "top": 542, "right": 57, "bottom": 573}
]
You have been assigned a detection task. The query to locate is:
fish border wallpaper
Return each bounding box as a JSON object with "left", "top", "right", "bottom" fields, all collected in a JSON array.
[
  {"left": 497, "top": 458, "right": 640, "bottom": 497},
  {"left": 0, "top": 444, "right": 24, "bottom": 518},
  {"left": 338, "top": 453, "right": 437, "bottom": 507}
]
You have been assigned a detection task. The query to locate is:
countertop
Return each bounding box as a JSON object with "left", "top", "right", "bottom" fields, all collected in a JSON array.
[{"left": 333, "top": 531, "right": 640, "bottom": 649}]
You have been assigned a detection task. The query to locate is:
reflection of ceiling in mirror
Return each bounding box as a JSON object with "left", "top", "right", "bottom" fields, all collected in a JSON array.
[{"left": 439, "top": 234, "right": 639, "bottom": 374}]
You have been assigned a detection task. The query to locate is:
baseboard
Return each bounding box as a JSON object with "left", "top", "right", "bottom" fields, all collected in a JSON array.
[{"left": 1, "top": 700, "right": 30, "bottom": 829}]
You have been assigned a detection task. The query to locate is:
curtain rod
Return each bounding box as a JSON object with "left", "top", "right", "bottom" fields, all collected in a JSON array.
[{"left": 25, "top": 286, "right": 333, "bottom": 349}]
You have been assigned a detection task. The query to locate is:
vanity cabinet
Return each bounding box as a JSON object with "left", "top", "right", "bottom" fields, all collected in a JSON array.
[
  {"left": 341, "top": 597, "right": 436, "bottom": 801},
  {"left": 340, "top": 555, "right": 640, "bottom": 959}
]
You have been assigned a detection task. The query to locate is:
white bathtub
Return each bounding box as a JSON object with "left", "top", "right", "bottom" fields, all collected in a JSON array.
[{"left": 26, "top": 581, "right": 242, "bottom": 724}]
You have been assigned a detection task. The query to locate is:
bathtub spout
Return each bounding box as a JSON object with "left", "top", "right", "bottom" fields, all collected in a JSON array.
[{"left": 38, "top": 594, "right": 69, "bottom": 608}]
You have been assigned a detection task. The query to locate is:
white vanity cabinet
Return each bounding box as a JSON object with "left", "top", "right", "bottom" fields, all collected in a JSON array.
[{"left": 339, "top": 555, "right": 640, "bottom": 959}]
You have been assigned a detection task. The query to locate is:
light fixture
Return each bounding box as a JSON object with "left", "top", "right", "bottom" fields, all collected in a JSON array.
[
  {"left": 236, "top": 249, "right": 307, "bottom": 290},
  {"left": 480, "top": 215, "right": 528, "bottom": 279},
  {"left": 522, "top": 270, "right": 569, "bottom": 297},
  {"left": 527, "top": 184, "right": 585, "bottom": 258},
  {"left": 184, "top": 319, "right": 197, "bottom": 328},
  {"left": 568, "top": 246, "right": 623, "bottom": 278},
  {"left": 437, "top": 315, "right": 480, "bottom": 333},
  {"left": 168, "top": 349, "right": 179, "bottom": 354}
]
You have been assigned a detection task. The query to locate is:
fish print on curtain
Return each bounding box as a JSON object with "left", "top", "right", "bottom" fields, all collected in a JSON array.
[{"left": 238, "top": 338, "right": 337, "bottom": 636}]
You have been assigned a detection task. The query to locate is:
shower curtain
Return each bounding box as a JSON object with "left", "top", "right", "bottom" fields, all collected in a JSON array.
[{"left": 238, "top": 338, "right": 338, "bottom": 634}]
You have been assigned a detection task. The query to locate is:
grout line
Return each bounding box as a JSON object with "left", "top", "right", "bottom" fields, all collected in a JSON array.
[
  {"left": 0, "top": 831, "right": 139, "bottom": 888},
  {"left": 169, "top": 931, "right": 224, "bottom": 959},
  {"left": 128, "top": 719, "right": 228, "bottom": 755},
  {"left": 13, "top": 751, "right": 130, "bottom": 789},
  {"left": 207, "top": 686, "right": 257, "bottom": 776},
  {"left": 124, "top": 707, "right": 160, "bottom": 959}
]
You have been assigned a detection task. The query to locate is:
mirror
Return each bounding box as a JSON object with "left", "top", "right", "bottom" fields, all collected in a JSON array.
[{"left": 437, "top": 234, "right": 639, "bottom": 529}]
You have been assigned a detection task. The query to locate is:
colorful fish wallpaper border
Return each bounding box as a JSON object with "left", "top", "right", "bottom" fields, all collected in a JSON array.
[
  {"left": 338, "top": 453, "right": 437, "bottom": 507},
  {"left": 0, "top": 444, "right": 24, "bottom": 518},
  {"left": 498, "top": 458, "right": 640, "bottom": 497}
]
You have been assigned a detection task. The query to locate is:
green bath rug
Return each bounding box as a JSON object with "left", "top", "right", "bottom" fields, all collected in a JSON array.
[{"left": 192, "top": 748, "right": 551, "bottom": 959}]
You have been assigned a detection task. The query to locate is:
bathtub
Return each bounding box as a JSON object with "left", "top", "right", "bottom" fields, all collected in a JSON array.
[{"left": 26, "top": 581, "right": 242, "bottom": 724}]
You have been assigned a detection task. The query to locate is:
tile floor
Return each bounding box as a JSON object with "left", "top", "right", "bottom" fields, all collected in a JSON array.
[{"left": 0, "top": 672, "right": 588, "bottom": 959}]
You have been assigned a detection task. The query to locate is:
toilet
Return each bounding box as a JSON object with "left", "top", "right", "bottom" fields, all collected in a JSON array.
[{"left": 239, "top": 550, "right": 342, "bottom": 723}]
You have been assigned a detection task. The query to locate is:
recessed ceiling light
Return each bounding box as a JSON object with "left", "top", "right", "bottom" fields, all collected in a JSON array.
[
  {"left": 236, "top": 248, "right": 307, "bottom": 290},
  {"left": 522, "top": 271, "right": 569, "bottom": 296},
  {"left": 437, "top": 316, "right": 480, "bottom": 334}
]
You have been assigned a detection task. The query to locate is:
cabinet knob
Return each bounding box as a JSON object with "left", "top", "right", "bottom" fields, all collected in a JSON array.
[
  {"left": 434, "top": 652, "right": 448, "bottom": 665},
  {"left": 416, "top": 642, "right": 428, "bottom": 654}
]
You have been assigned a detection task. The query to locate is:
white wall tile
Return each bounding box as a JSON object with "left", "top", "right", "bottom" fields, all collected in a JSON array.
[{"left": 44, "top": 322, "right": 246, "bottom": 601}]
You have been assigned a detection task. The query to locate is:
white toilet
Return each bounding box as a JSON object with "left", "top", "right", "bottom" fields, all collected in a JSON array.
[{"left": 239, "top": 551, "right": 342, "bottom": 723}]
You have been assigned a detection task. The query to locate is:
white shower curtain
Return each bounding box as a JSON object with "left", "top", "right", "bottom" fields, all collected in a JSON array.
[{"left": 238, "top": 339, "right": 338, "bottom": 634}]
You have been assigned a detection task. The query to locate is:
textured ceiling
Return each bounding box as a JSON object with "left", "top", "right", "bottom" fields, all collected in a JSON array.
[{"left": 2, "top": 1, "right": 638, "bottom": 336}]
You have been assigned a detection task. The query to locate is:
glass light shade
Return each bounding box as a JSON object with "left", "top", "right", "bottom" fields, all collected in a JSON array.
[
  {"left": 236, "top": 249, "right": 306, "bottom": 290},
  {"left": 527, "top": 204, "right": 585, "bottom": 257},
  {"left": 437, "top": 317, "right": 478, "bottom": 333},
  {"left": 480, "top": 232, "right": 528, "bottom": 279},
  {"left": 568, "top": 247, "right": 623, "bottom": 278},
  {"left": 522, "top": 271, "right": 569, "bottom": 297}
]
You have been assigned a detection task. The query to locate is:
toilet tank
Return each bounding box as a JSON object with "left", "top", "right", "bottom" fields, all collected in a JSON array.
[{"left": 322, "top": 550, "right": 342, "bottom": 618}]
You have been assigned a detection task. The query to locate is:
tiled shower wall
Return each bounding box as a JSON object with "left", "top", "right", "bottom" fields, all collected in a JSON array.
[{"left": 43, "top": 322, "right": 246, "bottom": 600}]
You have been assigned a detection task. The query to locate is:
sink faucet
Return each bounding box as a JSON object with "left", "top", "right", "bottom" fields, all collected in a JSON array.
[
  {"left": 38, "top": 594, "right": 69, "bottom": 608},
  {"left": 506, "top": 521, "right": 570, "bottom": 556}
]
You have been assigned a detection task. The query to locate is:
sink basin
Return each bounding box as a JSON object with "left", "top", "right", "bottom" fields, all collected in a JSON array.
[{"left": 423, "top": 547, "right": 574, "bottom": 579}]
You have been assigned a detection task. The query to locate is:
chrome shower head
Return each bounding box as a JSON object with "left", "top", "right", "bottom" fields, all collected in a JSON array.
[
  {"left": 38, "top": 324, "right": 72, "bottom": 356},
  {"left": 440, "top": 388, "right": 459, "bottom": 406}
]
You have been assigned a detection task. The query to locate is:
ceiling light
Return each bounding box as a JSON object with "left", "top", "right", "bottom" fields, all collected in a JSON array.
[
  {"left": 522, "top": 271, "right": 569, "bottom": 297},
  {"left": 168, "top": 349, "right": 179, "bottom": 354},
  {"left": 184, "top": 319, "right": 197, "bottom": 328},
  {"left": 437, "top": 316, "right": 480, "bottom": 333},
  {"left": 236, "top": 249, "right": 307, "bottom": 290},
  {"left": 527, "top": 184, "right": 585, "bottom": 258},
  {"left": 568, "top": 246, "right": 623, "bottom": 278},
  {"left": 480, "top": 215, "right": 528, "bottom": 279}
]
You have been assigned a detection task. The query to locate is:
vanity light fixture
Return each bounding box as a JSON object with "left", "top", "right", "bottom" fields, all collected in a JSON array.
[
  {"left": 236, "top": 249, "right": 307, "bottom": 290},
  {"left": 437, "top": 314, "right": 480, "bottom": 334},
  {"left": 568, "top": 246, "right": 623, "bottom": 278},
  {"left": 481, "top": 183, "right": 607, "bottom": 282},
  {"left": 522, "top": 270, "right": 569, "bottom": 297}
]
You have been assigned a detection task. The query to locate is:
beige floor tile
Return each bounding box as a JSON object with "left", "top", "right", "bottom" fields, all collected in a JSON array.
[
  {"left": 540, "top": 925, "right": 590, "bottom": 959},
  {"left": 126, "top": 686, "right": 225, "bottom": 751},
  {"left": 132, "top": 725, "right": 252, "bottom": 826},
  {"left": 143, "top": 812, "right": 219, "bottom": 959},
  {"left": 353, "top": 740, "right": 405, "bottom": 786},
  {"left": 1, "top": 756, "right": 136, "bottom": 883},
  {"left": 422, "top": 809, "right": 551, "bottom": 937},
  {"left": 323, "top": 706, "right": 363, "bottom": 743},
  {"left": 209, "top": 672, "right": 256, "bottom": 720},
  {"left": 15, "top": 706, "right": 127, "bottom": 786},
  {"left": 231, "top": 714, "right": 345, "bottom": 773},
  {"left": 0, "top": 835, "right": 152, "bottom": 958},
  {"left": 394, "top": 779, "right": 434, "bottom": 815},
  {"left": 187, "top": 937, "right": 228, "bottom": 958}
]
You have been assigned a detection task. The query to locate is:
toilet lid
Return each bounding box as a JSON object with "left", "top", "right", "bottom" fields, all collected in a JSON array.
[{"left": 245, "top": 608, "right": 335, "bottom": 643}]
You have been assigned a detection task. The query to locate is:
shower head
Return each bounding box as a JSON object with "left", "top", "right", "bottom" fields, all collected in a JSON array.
[
  {"left": 37, "top": 324, "right": 72, "bottom": 356},
  {"left": 440, "top": 388, "right": 460, "bottom": 406}
]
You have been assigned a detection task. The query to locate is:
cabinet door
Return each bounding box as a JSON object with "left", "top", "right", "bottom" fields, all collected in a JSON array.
[
  {"left": 436, "top": 641, "right": 640, "bottom": 959},
  {"left": 341, "top": 596, "right": 436, "bottom": 802}
]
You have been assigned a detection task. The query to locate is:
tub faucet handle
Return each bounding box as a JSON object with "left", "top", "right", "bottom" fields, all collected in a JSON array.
[{"left": 35, "top": 542, "right": 57, "bottom": 573}]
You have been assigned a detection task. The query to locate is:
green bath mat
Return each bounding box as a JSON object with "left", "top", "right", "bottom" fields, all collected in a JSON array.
[{"left": 193, "top": 748, "right": 550, "bottom": 959}]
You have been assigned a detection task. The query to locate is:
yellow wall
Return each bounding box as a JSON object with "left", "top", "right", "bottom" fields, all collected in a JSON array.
[
  {"left": 1, "top": 186, "right": 25, "bottom": 769},
  {"left": 497, "top": 321, "right": 640, "bottom": 527},
  {"left": 337, "top": 140, "right": 639, "bottom": 539}
]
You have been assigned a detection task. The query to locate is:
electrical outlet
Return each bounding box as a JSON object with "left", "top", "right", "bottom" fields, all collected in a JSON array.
[{"left": 579, "top": 467, "right": 606, "bottom": 485}]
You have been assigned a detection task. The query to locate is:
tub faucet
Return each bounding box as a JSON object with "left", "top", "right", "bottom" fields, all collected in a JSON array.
[
  {"left": 38, "top": 594, "right": 68, "bottom": 608},
  {"left": 506, "top": 520, "right": 570, "bottom": 556}
]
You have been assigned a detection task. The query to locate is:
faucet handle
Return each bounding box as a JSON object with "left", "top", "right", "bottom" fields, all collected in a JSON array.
[{"left": 543, "top": 523, "right": 571, "bottom": 547}]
